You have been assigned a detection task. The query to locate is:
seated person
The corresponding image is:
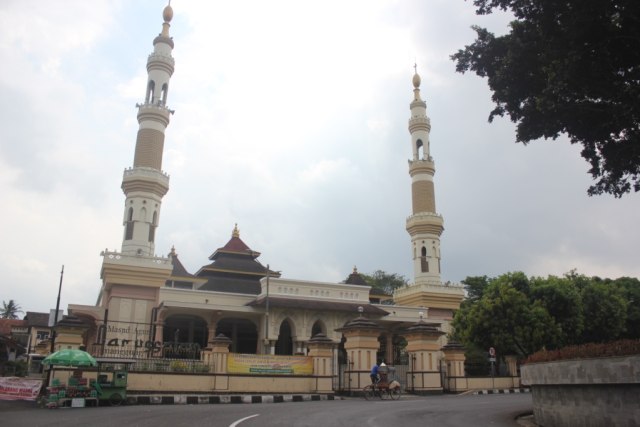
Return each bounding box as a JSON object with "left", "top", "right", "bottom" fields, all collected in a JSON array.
[{"left": 370, "top": 362, "right": 380, "bottom": 384}]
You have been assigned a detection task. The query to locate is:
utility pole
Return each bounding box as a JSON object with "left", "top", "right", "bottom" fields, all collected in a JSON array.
[
  {"left": 49, "top": 265, "right": 64, "bottom": 354},
  {"left": 43, "top": 265, "right": 64, "bottom": 395},
  {"left": 265, "top": 264, "right": 270, "bottom": 354}
]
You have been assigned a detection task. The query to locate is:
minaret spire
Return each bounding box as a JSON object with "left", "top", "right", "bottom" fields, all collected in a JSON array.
[
  {"left": 394, "top": 67, "right": 464, "bottom": 310},
  {"left": 405, "top": 66, "right": 444, "bottom": 286},
  {"left": 120, "top": 3, "right": 176, "bottom": 256}
]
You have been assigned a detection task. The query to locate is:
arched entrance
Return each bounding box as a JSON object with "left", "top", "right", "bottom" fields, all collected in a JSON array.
[
  {"left": 275, "top": 319, "right": 293, "bottom": 355},
  {"left": 163, "top": 314, "right": 208, "bottom": 359},
  {"left": 216, "top": 318, "right": 258, "bottom": 354}
]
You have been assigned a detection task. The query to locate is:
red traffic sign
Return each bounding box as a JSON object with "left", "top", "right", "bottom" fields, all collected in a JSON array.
[{"left": 489, "top": 347, "right": 496, "bottom": 357}]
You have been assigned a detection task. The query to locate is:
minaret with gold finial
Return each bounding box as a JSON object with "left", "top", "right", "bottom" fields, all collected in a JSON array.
[
  {"left": 120, "top": 3, "right": 175, "bottom": 256},
  {"left": 395, "top": 66, "right": 463, "bottom": 310}
]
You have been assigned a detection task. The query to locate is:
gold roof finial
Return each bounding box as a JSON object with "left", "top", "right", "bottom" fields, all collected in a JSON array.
[
  {"left": 161, "top": 1, "right": 173, "bottom": 37},
  {"left": 232, "top": 223, "right": 240, "bottom": 238},
  {"left": 412, "top": 63, "right": 421, "bottom": 89},
  {"left": 353, "top": 266, "right": 358, "bottom": 274}
]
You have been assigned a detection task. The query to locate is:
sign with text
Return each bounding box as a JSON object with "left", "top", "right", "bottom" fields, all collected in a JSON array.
[
  {"left": 0, "top": 377, "right": 42, "bottom": 401},
  {"left": 228, "top": 354, "right": 313, "bottom": 375},
  {"left": 95, "top": 322, "right": 200, "bottom": 359}
]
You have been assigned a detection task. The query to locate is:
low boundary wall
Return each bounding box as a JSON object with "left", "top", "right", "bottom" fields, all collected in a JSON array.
[{"left": 521, "top": 355, "right": 640, "bottom": 427}]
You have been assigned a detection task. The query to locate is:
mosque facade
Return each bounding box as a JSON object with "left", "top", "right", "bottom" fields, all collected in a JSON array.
[{"left": 66, "top": 4, "right": 466, "bottom": 392}]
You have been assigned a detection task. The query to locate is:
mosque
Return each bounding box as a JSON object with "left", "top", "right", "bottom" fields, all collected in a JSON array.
[{"left": 61, "top": 4, "right": 469, "bottom": 394}]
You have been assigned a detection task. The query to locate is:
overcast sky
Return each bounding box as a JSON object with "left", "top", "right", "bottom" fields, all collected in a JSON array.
[{"left": 1, "top": 0, "right": 639, "bottom": 315}]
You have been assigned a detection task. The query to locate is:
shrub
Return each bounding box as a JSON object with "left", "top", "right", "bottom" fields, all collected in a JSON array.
[{"left": 524, "top": 339, "right": 640, "bottom": 364}]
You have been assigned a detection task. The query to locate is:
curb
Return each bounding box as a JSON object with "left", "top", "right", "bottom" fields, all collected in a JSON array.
[
  {"left": 473, "top": 388, "right": 530, "bottom": 395},
  {"left": 126, "top": 394, "right": 335, "bottom": 405}
]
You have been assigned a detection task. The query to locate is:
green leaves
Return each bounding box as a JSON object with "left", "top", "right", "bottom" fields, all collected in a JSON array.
[
  {"left": 0, "top": 300, "right": 23, "bottom": 319},
  {"left": 453, "top": 271, "right": 639, "bottom": 358},
  {"left": 453, "top": 0, "right": 640, "bottom": 197}
]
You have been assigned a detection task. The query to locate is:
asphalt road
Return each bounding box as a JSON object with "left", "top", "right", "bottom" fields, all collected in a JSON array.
[{"left": 0, "top": 393, "right": 532, "bottom": 427}]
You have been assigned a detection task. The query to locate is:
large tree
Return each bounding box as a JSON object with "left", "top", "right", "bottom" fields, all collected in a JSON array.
[
  {"left": 453, "top": 276, "right": 560, "bottom": 357},
  {"left": 529, "top": 275, "right": 584, "bottom": 346},
  {"left": 581, "top": 281, "right": 628, "bottom": 342},
  {"left": 452, "top": 0, "right": 640, "bottom": 197},
  {"left": 0, "top": 300, "right": 23, "bottom": 319},
  {"left": 453, "top": 271, "right": 638, "bottom": 358}
]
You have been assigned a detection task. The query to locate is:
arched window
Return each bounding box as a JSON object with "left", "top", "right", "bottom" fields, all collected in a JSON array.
[
  {"left": 124, "top": 208, "right": 134, "bottom": 240},
  {"left": 149, "top": 211, "right": 157, "bottom": 242},
  {"left": 160, "top": 83, "right": 168, "bottom": 105},
  {"left": 416, "top": 139, "right": 424, "bottom": 160},
  {"left": 420, "top": 246, "right": 429, "bottom": 272},
  {"left": 146, "top": 80, "right": 155, "bottom": 104},
  {"left": 311, "top": 320, "right": 325, "bottom": 338}
]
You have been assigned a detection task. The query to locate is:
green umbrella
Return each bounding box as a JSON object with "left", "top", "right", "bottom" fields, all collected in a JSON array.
[{"left": 43, "top": 349, "right": 97, "bottom": 367}]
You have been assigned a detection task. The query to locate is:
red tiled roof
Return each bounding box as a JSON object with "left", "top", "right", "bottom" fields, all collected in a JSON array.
[
  {"left": 0, "top": 319, "right": 26, "bottom": 336},
  {"left": 208, "top": 236, "right": 260, "bottom": 260},
  {"left": 222, "top": 236, "right": 251, "bottom": 252}
]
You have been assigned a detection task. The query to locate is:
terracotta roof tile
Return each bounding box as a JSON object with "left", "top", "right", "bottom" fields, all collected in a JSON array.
[{"left": 0, "top": 319, "right": 26, "bottom": 336}]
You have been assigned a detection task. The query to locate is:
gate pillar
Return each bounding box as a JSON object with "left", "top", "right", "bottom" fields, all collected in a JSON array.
[
  {"left": 335, "top": 312, "right": 382, "bottom": 394},
  {"left": 202, "top": 333, "right": 231, "bottom": 374},
  {"left": 403, "top": 319, "right": 445, "bottom": 394},
  {"left": 307, "top": 333, "right": 336, "bottom": 393},
  {"left": 441, "top": 340, "right": 466, "bottom": 392}
]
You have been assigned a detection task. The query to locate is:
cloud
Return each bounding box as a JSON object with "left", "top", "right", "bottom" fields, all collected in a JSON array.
[{"left": 1, "top": 1, "right": 639, "bottom": 315}]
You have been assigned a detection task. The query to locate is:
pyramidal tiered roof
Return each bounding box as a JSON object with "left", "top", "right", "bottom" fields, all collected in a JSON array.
[{"left": 195, "top": 225, "right": 280, "bottom": 294}]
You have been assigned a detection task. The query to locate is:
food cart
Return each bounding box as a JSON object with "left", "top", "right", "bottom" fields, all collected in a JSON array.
[
  {"left": 43, "top": 349, "right": 99, "bottom": 408},
  {"left": 91, "top": 358, "right": 136, "bottom": 406},
  {"left": 43, "top": 350, "right": 136, "bottom": 407}
]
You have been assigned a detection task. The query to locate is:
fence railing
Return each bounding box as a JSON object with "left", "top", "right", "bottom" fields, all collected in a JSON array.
[{"left": 130, "top": 358, "right": 210, "bottom": 374}]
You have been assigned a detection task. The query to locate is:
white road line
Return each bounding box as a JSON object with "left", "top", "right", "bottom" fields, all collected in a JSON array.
[{"left": 229, "top": 414, "right": 260, "bottom": 427}]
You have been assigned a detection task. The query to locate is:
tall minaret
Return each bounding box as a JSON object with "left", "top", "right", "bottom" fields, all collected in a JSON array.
[
  {"left": 406, "top": 66, "right": 444, "bottom": 286},
  {"left": 120, "top": 3, "right": 175, "bottom": 256},
  {"left": 394, "top": 67, "right": 464, "bottom": 310}
]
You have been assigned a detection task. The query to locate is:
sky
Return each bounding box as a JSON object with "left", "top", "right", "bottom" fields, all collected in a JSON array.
[{"left": 1, "top": 0, "right": 639, "bottom": 316}]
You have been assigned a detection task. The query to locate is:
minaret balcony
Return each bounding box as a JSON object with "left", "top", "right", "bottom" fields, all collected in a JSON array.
[
  {"left": 101, "top": 249, "right": 171, "bottom": 266},
  {"left": 406, "top": 212, "right": 444, "bottom": 236},
  {"left": 136, "top": 103, "right": 172, "bottom": 127},
  {"left": 408, "top": 116, "right": 431, "bottom": 133},
  {"left": 408, "top": 159, "right": 435, "bottom": 176},
  {"left": 122, "top": 166, "right": 170, "bottom": 197},
  {"left": 147, "top": 52, "right": 175, "bottom": 74}
]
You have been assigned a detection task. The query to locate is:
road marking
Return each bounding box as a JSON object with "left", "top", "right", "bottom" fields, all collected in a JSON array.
[{"left": 230, "top": 414, "right": 260, "bottom": 427}]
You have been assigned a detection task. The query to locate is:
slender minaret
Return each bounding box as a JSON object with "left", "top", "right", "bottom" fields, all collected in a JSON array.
[
  {"left": 120, "top": 3, "right": 175, "bottom": 256},
  {"left": 394, "top": 67, "right": 464, "bottom": 310},
  {"left": 406, "top": 66, "right": 444, "bottom": 286}
]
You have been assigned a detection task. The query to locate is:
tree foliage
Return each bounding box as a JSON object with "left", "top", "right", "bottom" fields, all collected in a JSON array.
[
  {"left": 0, "top": 300, "right": 23, "bottom": 319},
  {"left": 452, "top": 271, "right": 639, "bottom": 359},
  {"left": 452, "top": 0, "right": 640, "bottom": 197},
  {"left": 360, "top": 270, "right": 409, "bottom": 294}
]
